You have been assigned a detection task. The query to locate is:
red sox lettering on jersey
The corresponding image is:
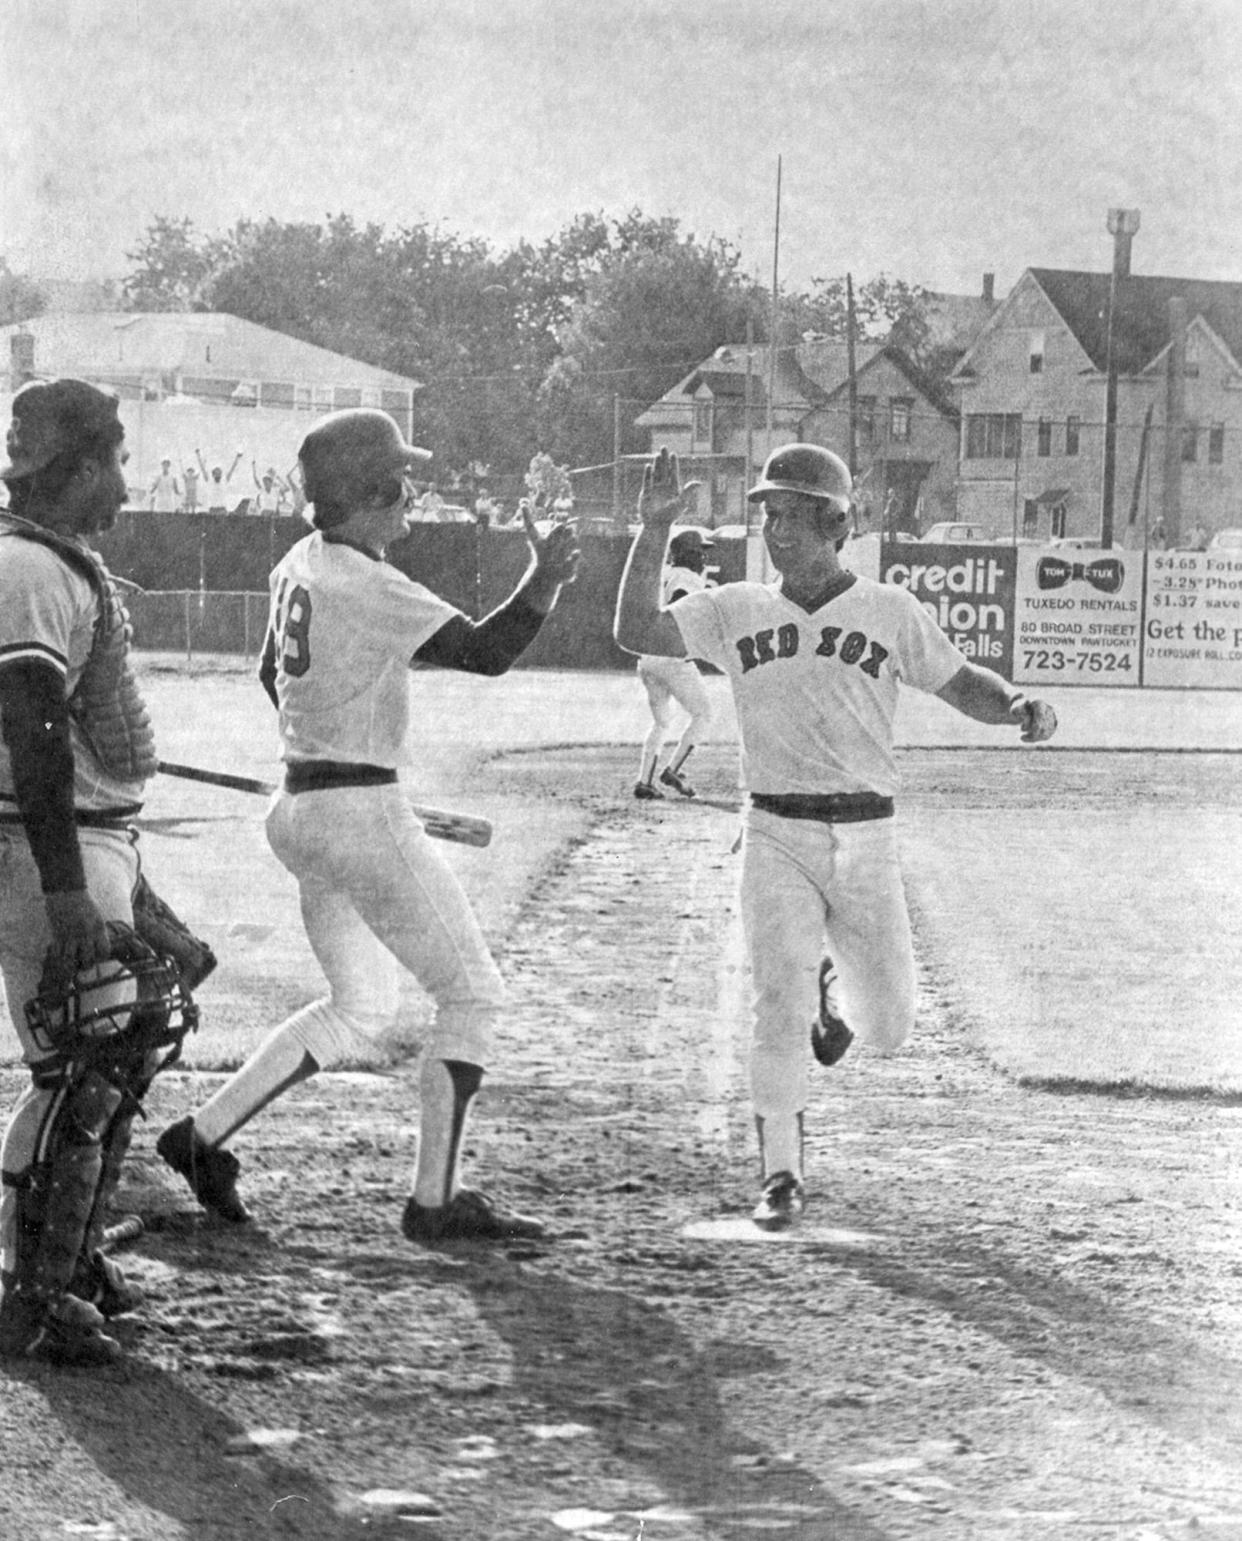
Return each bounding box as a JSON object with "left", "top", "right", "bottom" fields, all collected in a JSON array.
[{"left": 672, "top": 575, "right": 965, "bottom": 798}]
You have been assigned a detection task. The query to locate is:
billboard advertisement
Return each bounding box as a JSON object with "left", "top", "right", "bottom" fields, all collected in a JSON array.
[
  {"left": 1012, "top": 547, "right": 1143, "bottom": 687},
  {"left": 1144, "top": 548, "right": 1242, "bottom": 688}
]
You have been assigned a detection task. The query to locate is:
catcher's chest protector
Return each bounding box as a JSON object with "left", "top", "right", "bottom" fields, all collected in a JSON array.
[
  {"left": 68, "top": 563, "right": 158, "bottom": 782},
  {"left": 2, "top": 522, "right": 157, "bottom": 782}
]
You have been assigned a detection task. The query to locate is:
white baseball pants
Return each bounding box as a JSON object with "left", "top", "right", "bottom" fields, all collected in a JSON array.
[
  {"left": 264, "top": 782, "right": 505, "bottom": 1069},
  {"left": 740, "top": 809, "right": 916, "bottom": 1124}
]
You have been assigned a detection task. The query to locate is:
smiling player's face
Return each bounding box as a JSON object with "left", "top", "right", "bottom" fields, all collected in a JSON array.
[{"left": 761, "top": 493, "right": 837, "bottom": 582}]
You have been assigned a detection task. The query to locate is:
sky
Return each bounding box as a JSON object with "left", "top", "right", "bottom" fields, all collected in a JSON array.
[{"left": 4, "top": 0, "right": 1242, "bottom": 301}]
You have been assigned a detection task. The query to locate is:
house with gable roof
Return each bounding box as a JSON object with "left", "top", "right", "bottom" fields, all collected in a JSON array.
[
  {"left": 635, "top": 336, "right": 962, "bottom": 535},
  {"left": 951, "top": 266, "right": 1242, "bottom": 545}
]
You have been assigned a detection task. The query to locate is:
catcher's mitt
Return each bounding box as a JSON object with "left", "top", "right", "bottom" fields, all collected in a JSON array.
[{"left": 132, "top": 873, "right": 218, "bottom": 991}]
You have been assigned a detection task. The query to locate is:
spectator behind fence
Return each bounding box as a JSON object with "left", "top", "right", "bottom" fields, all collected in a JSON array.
[
  {"left": 196, "top": 448, "right": 244, "bottom": 513},
  {"left": 251, "top": 462, "right": 288, "bottom": 515},
  {"left": 181, "top": 463, "right": 199, "bottom": 513},
  {"left": 148, "top": 456, "right": 181, "bottom": 513}
]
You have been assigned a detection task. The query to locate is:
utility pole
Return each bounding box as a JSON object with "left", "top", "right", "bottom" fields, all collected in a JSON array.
[
  {"left": 612, "top": 393, "right": 622, "bottom": 527},
  {"left": 744, "top": 312, "right": 755, "bottom": 530},
  {"left": 845, "top": 273, "right": 858, "bottom": 478},
  {"left": 1101, "top": 208, "right": 1140, "bottom": 549},
  {"left": 1161, "top": 296, "right": 1187, "bottom": 549},
  {"left": 766, "top": 155, "right": 782, "bottom": 460}
]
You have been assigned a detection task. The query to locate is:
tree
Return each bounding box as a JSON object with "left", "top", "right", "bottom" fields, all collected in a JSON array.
[
  {"left": 790, "top": 273, "right": 934, "bottom": 362},
  {"left": 122, "top": 216, "right": 226, "bottom": 311},
  {"left": 0, "top": 260, "right": 48, "bottom": 325},
  {"left": 533, "top": 211, "right": 765, "bottom": 471}
]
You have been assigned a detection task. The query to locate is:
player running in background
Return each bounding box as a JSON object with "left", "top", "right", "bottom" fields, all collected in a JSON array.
[
  {"left": 157, "top": 408, "right": 580, "bottom": 1244},
  {"left": 615, "top": 444, "right": 1057, "bottom": 1231},
  {"left": 633, "top": 527, "right": 715, "bottom": 801}
]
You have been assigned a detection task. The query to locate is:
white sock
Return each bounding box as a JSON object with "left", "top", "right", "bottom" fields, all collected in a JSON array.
[
  {"left": 192, "top": 999, "right": 358, "bottom": 1147},
  {"left": 757, "top": 1112, "right": 804, "bottom": 1180}
]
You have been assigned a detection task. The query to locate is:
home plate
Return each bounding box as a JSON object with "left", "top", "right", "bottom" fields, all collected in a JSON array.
[{"left": 680, "top": 1218, "right": 881, "bottom": 1247}]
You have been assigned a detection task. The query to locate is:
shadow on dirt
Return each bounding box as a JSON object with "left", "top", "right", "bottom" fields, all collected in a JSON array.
[{"left": 5, "top": 1355, "right": 414, "bottom": 1541}]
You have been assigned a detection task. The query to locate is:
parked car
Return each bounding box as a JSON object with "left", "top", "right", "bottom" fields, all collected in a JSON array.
[
  {"left": 1207, "top": 527, "right": 1242, "bottom": 550},
  {"left": 919, "top": 521, "right": 991, "bottom": 543}
]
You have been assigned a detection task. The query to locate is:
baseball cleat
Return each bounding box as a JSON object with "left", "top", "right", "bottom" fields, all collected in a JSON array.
[
  {"left": 70, "top": 1249, "right": 143, "bottom": 1319},
  {"left": 401, "top": 1188, "right": 547, "bottom": 1244},
  {"left": 156, "top": 1117, "right": 252, "bottom": 1223},
  {"left": 811, "top": 956, "right": 854, "bottom": 1067},
  {"left": 633, "top": 781, "right": 664, "bottom": 800},
  {"left": 752, "top": 1171, "right": 805, "bottom": 1231},
  {"left": 659, "top": 766, "right": 697, "bottom": 798},
  {"left": 0, "top": 1290, "right": 122, "bottom": 1367}
]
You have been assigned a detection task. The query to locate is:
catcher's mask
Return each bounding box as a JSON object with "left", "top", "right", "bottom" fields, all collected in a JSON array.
[{"left": 25, "top": 924, "right": 199, "bottom": 1062}]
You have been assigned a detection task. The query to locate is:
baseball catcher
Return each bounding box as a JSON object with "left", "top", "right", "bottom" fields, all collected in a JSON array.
[{"left": 0, "top": 378, "right": 208, "bottom": 1365}]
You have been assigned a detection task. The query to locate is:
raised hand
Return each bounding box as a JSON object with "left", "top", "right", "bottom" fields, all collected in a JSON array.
[
  {"left": 638, "top": 448, "right": 702, "bottom": 527},
  {"left": 521, "top": 494, "right": 581, "bottom": 599}
]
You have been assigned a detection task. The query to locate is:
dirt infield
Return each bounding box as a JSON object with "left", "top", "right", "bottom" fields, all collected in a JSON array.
[{"left": 1, "top": 707, "right": 1240, "bottom": 1539}]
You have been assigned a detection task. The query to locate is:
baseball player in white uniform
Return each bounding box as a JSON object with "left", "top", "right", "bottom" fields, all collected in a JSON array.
[
  {"left": 615, "top": 445, "right": 1057, "bottom": 1230},
  {"left": 157, "top": 407, "right": 580, "bottom": 1244},
  {"left": 634, "top": 527, "right": 715, "bottom": 800}
]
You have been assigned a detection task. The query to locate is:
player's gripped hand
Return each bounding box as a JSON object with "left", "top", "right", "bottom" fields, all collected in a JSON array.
[
  {"left": 521, "top": 494, "right": 581, "bottom": 594},
  {"left": 1012, "top": 696, "right": 1057, "bottom": 743},
  {"left": 44, "top": 889, "right": 112, "bottom": 982},
  {"left": 638, "top": 447, "right": 702, "bottom": 528}
]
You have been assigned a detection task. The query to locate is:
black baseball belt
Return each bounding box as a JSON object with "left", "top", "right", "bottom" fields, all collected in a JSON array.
[
  {"left": 0, "top": 796, "right": 142, "bottom": 829},
  {"left": 283, "top": 760, "right": 398, "bottom": 795},
  {"left": 750, "top": 791, "right": 894, "bottom": 824}
]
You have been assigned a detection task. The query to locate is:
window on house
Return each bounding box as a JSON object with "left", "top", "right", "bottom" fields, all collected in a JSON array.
[
  {"left": 1182, "top": 421, "right": 1199, "bottom": 462},
  {"left": 1037, "top": 418, "right": 1052, "bottom": 457},
  {"left": 889, "top": 398, "right": 913, "bottom": 442},
  {"left": 693, "top": 400, "right": 712, "bottom": 444},
  {"left": 1029, "top": 332, "right": 1045, "bottom": 374},
  {"left": 1023, "top": 500, "right": 1038, "bottom": 537},
  {"left": 1051, "top": 504, "right": 1067, "bottom": 539},
  {"left": 855, "top": 395, "right": 876, "bottom": 444},
  {"left": 1209, "top": 423, "right": 1225, "bottom": 464},
  {"left": 965, "top": 413, "right": 1022, "bottom": 459},
  {"left": 1066, "top": 415, "right": 1080, "bottom": 456}
]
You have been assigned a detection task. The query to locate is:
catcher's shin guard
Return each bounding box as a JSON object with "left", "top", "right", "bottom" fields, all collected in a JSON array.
[
  {"left": 71, "top": 1099, "right": 143, "bottom": 1315},
  {"left": 8, "top": 1068, "right": 124, "bottom": 1307}
]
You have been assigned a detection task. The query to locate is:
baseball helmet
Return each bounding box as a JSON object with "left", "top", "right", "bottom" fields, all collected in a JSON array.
[
  {"left": 746, "top": 443, "right": 852, "bottom": 517},
  {"left": 669, "top": 526, "right": 715, "bottom": 565},
  {"left": 298, "top": 408, "right": 432, "bottom": 514},
  {"left": 1, "top": 378, "right": 124, "bottom": 482}
]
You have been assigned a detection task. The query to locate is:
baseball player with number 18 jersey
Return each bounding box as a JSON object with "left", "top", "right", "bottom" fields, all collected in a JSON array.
[
  {"left": 616, "top": 444, "right": 1057, "bottom": 1231},
  {"left": 156, "top": 407, "right": 580, "bottom": 1244}
]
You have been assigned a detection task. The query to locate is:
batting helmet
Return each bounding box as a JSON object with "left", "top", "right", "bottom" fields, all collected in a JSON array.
[
  {"left": 299, "top": 408, "right": 432, "bottom": 523},
  {"left": 669, "top": 526, "right": 715, "bottom": 566},
  {"left": 746, "top": 443, "right": 852, "bottom": 517},
  {"left": 1, "top": 379, "right": 124, "bottom": 482}
]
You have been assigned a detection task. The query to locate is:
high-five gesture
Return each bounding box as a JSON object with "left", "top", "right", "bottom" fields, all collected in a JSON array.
[
  {"left": 520, "top": 492, "right": 581, "bottom": 609},
  {"left": 638, "top": 448, "right": 701, "bottom": 528}
]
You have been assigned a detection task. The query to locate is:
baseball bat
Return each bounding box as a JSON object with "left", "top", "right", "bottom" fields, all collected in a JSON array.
[
  {"left": 102, "top": 1214, "right": 145, "bottom": 1252},
  {"left": 155, "top": 761, "right": 493, "bottom": 848}
]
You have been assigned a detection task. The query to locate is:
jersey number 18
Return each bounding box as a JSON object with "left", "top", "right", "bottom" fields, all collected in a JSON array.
[{"left": 273, "top": 578, "right": 312, "bottom": 678}]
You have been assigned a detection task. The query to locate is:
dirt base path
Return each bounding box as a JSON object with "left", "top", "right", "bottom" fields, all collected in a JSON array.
[{"left": 2, "top": 756, "right": 1241, "bottom": 1540}]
